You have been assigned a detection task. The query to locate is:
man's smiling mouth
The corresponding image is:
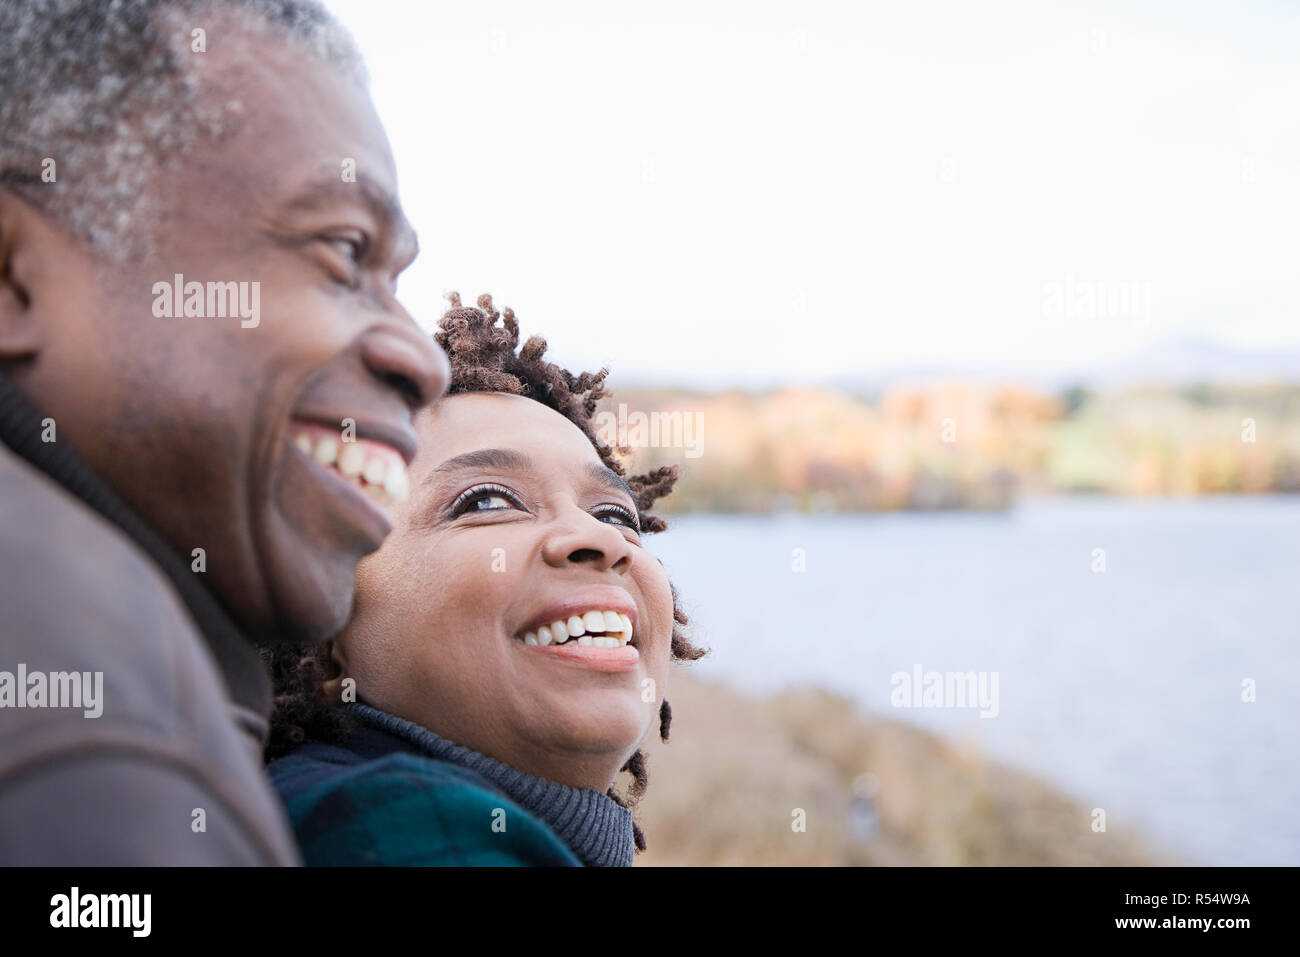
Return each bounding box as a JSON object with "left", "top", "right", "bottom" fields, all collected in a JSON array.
[{"left": 288, "top": 419, "right": 411, "bottom": 525}]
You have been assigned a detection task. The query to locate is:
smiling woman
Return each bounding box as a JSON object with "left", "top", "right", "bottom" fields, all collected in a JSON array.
[{"left": 264, "top": 293, "right": 705, "bottom": 865}]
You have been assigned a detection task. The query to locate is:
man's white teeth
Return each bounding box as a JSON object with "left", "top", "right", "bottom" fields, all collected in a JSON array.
[
  {"left": 516, "top": 609, "right": 634, "bottom": 648},
  {"left": 295, "top": 432, "right": 410, "bottom": 505},
  {"left": 362, "top": 457, "right": 386, "bottom": 485},
  {"left": 383, "top": 460, "right": 408, "bottom": 499},
  {"left": 313, "top": 436, "right": 338, "bottom": 465},
  {"left": 339, "top": 443, "right": 365, "bottom": 477}
]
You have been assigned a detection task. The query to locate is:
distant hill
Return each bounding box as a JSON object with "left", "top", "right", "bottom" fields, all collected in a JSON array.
[
  {"left": 599, "top": 381, "right": 1300, "bottom": 512},
  {"left": 815, "top": 338, "right": 1300, "bottom": 394}
]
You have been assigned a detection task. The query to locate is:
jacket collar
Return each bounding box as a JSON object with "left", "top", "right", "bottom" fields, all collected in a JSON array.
[
  {"left": 0, "top": 371, "right": 271, "bottom": 727},
  {"left": 348, "top": 702, "right": 636, "bottom": 867}
]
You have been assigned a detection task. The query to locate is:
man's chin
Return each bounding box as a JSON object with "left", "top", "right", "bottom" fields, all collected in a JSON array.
[{"left": 262, "top": 559, "right": 361, "bottom": 646}]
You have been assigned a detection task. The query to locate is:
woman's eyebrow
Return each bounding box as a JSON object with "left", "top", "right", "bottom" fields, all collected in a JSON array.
[
  {"left": 431, "top": 448, "right": 531, "bottom": 476},
  {"left": 426, "top": 450, "right": 635, "bottom": 504},
  {"left": 587, "top": 463, "right": 637, "bottom": 505}
]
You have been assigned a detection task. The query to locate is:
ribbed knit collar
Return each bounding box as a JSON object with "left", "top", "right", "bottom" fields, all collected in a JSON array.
[
  {"left": 0, "top": 371, "right": 272, "bottom": 730},
  {"left": 348, "top": 702, "right": 636, "bottom": 867}
]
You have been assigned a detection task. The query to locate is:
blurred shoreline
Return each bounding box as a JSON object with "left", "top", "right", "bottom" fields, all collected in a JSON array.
[
  {"left": 635, "top": 671, "right": 1177, "bottom": 866},
  {"left": 601, "top": 383, "right": 1300, "bottom": 513}
]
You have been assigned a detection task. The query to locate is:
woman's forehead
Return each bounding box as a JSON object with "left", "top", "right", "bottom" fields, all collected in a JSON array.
[{"left": 418, "top": 391, "right": 603, "bottom": 465}]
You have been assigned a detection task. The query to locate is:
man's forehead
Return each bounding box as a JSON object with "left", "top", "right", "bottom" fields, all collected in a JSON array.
[
  {"left": 166, "top": 29, "right": 403, "bottom": 225},
  {"left": 188, "top": 26, "right": 392, "bottom": 177}
]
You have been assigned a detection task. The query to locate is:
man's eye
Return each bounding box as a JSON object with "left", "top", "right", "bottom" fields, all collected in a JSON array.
[{"left": 327, "top": 236, "right": 366, "bottom": 263}]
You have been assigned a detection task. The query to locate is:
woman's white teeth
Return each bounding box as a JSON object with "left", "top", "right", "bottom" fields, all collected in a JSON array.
[
  {"left": 295, "top": 432, "right": 410, "bottom": 505},
  {"left": 517, "top": 609, "right": 634, "bottom": 647}
]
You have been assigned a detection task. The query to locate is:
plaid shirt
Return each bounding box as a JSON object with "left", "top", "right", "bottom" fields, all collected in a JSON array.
[{"left": 269, "top": 722, "right": 582, "bottom": 867}]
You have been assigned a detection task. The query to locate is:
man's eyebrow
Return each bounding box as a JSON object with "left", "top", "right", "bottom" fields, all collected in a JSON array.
[
  {"left": 431, "top": 448, "right": 533, "bottom": 478},
  {"left": 586, "top": 462, "right": 637, "bottom": 506},
  {"left": 278, "top": 173, "right": 418, "bottom": 257}
]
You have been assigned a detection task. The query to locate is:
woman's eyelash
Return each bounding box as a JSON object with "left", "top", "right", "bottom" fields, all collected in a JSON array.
[
  {"left": 449, "top": 484, "right": 524, "bottom": 517},
  {"left": 447, "top": 485, "right": 640, "bottom": 531},
  {"left": 595, "top": 504, "right": 641, "bottom": 531}
]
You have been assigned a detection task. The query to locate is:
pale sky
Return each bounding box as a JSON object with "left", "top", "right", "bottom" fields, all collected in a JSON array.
[{"left": 324, "top": 0, "right": 1300, "bottom": 387}]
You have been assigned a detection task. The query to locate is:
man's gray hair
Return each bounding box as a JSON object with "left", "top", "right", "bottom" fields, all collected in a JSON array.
[{"left": 0, "top": 0, "right": 366, "bottom": 253}]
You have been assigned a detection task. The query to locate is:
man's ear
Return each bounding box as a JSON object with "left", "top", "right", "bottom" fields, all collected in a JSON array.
[
  {"left": 318, "top": 639, "right": 351, "bottom": 704},
  {"left": 0, "top": 187, "right": 49, "bottom": 361}
]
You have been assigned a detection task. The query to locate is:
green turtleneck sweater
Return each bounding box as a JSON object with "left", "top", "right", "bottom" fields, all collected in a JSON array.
[{"left": 268, "top": 702, "right": 636, "bottom": 867}]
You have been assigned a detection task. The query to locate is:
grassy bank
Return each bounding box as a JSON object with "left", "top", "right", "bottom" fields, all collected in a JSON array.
[{"left": 632, "top": 671, "right": 1173, "bottom": 866}]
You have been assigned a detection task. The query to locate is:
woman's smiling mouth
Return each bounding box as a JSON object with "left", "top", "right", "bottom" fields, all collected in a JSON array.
[
  {"left": 512, "top": 590, "right": 642, "bottom": 673},
  {"left": 516, "top": 609, "right": 634, "bottom": 648}
]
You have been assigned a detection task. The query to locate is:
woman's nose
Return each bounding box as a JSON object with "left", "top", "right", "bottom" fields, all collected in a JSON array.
[{"left": 540, "top": 507, "right": 634, "bottom": 573}]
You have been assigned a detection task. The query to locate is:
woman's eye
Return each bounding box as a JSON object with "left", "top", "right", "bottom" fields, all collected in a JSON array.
[
  {"left": 469, "top": 493, "right": 514, "bottom": 512},
  {"left": 450, "top": 485, "right": 524, "bottom": 517},
  {"left": 595, "top": 505, "right": 640, "bottom": 532}
]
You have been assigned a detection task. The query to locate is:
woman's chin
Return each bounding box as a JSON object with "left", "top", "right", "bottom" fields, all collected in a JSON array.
[{"left": 543, "top": 702, "right": 651, "bottom": 761}]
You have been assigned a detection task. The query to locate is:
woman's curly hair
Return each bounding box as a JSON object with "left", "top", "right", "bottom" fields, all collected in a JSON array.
[{"left": 263, "top": 292, "right": 706, "bottom": 852}]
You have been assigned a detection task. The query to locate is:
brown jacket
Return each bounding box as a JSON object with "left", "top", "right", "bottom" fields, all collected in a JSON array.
[{"left": 0, "top": 379, "right": 300, "bottom": 865}]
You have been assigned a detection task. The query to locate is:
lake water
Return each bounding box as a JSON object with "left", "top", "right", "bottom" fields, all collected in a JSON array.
[{"left": 646, "top": 498, "right": 1300, "bottom": 866}]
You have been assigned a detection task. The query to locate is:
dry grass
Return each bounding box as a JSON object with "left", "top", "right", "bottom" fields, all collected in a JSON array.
[{"left": 632, "top": 670, "right": 1174, "bottom": 866}]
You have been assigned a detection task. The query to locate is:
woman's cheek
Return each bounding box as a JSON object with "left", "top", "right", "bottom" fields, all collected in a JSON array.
[{"left": 641, "top": 562, "right": 676, "bottom": 671}]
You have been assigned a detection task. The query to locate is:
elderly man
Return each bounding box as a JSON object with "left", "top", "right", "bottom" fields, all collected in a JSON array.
[{"left": 0, "top": 0, "right": 448, "bottom": 863}]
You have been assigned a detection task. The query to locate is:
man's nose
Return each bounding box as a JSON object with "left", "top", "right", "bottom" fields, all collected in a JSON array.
[{"left": 358, "top": 321, "right": 450, "bottom": 413}]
